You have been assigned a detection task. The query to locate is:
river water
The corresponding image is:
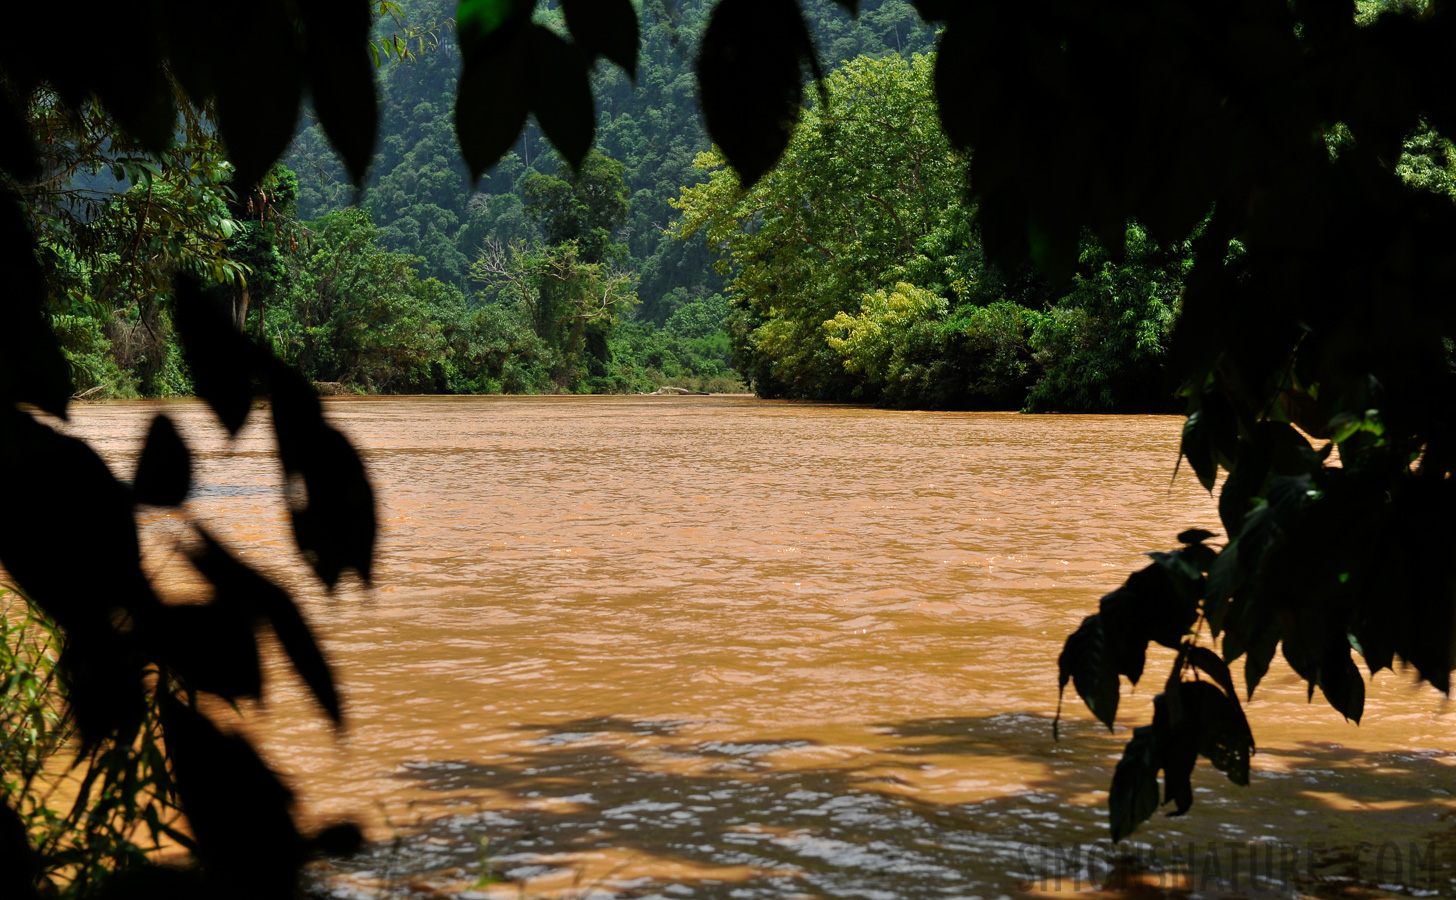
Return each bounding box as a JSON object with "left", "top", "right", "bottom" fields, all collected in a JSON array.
[{"left": 59, "top": 396, "right": 1456, "bottom": 899}]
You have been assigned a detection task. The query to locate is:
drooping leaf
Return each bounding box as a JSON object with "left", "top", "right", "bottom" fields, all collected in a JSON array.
[
  {"left": 0, "top": 409, "right": 155, "bottom": 628},
  {"left": 1204, "top": 543, "right": 1241, "bottom": 636},
  {"left": 1180, "top": 410, "right": 1218, "bottom": 491},
  {"left": 57, "top": 622, "right": 149, "bottom": 751},
  {"left": 1221, "top": 430, "right": 1274, "bottom": 531},
  {"left": 146, "top": 603, "right": 261, "bottom": 702},
  {"left": 1152, "top": 689, "right": 1198, "bottom": 816},
  {"left": 296, "top": 0, "right": 378, "bottom": 185},
  {"left": 0, "top": 195, "right": 70, "bottom": 418},
  {"left": 1058, "top": 614, "right": 1120, "bottom": 731},
  {"left": 211, "top": 1, "right": 303, "bottom": 190},
  {"left": 174, "top": 278, "right": 258, "bottom": 436},
  {"left": 133, "top": 415, "right": 191, "bottom": 507},
  {"left": 561, "top": 0, "right": 639, "bottom": 77},
  {"left": 1187, "top": 645, "right": 1241, "bottom": 709},
  {"left": 527, "top": 24, "right": 596, "bottom": 172},
  {"left": 160, "top": 696, "right": 302, "bottom": 895},
  {"left": 698, "top": 0, "right": 817, "bottom": 187},
  {"left": 1241, "top": 606, "right": 1282, "bottom": 699},
  {"left": 0, "top": 93, "right": 39, "bottom": 181},
  {"left": 1109, "top": 724, "right": 1162, "bottom": 842},
  {"left": 93, "top": 55, "right": 175, "bottom": 157},
  {"left": 1097, "top": 588, "right": 1149, "bottom": 685},
  {"left": 1190, "top": 680, "right": 1254, "bottom": 786},
  {"left": 1126, "top": 559, "right": 1201, "bottom": 649},
  {"left": 1317, "top": 647, "right": 1365, "bottom": 724},
  {"left": 455, "top": 19, "right": 530, "bottom": 182},
  {"left": 1, "top": 796, "right": 40, "bottom": 900},
  {"left": 192, "top": 528, "right": 342, "bottom": 723},
  {"left": 266, "top": 359, "right": 376, "bottom": 589}
]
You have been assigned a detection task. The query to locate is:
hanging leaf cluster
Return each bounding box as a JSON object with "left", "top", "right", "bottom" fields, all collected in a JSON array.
[
  {"left": 1015, "top": 0, "right": 1456, "bottom": 841},
  {"left": 454, "top": 0, "right": 640, "bottom": 180},
  {"left": 0, "top": 275, "right": 374, "bottom": 897}
]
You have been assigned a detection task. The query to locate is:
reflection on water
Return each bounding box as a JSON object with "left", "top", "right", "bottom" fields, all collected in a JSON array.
[{"left": 62, "top": 396, "right": 1456, "bottom": 899}]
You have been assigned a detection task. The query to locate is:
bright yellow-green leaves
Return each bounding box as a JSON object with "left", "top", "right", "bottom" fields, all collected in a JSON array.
[{"left": 825, "top": 282, "right": 947, "bottom": 381}]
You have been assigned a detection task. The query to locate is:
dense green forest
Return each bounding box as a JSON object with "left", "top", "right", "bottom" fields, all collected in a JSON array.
[
  {"left": 19, "top": 0, "right": 1187, "bottom": 408},
  {"left": 30, "top": 0, "right": 946, "bottom": 400},
  {"left": 31, "top": 0, "right": 1456, "bottom": 409}
]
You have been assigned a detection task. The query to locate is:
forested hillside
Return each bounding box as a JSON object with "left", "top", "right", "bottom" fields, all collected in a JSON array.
[
  {"left": 27, "top": 0, "right": 1456, "bottom": 409},
  {"left": 289, "top": 0, "right": 935, "bottom": 319}
]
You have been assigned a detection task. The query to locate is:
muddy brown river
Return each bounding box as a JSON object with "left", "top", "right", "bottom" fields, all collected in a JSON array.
[{"left": 57, "top": 396, "right": 1456, "bottom": 899}]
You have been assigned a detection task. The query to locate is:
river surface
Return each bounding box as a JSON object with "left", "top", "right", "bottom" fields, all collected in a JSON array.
[{"left": 57, "top": 396, "right": 1456, "bottom": 899}]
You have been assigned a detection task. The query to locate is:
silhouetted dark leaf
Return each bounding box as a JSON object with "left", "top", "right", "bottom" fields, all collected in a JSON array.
[
  {"left": 561, "top": 0, "right": 639, "bottom": 76},
  {"left": 1203, "top": 546, "right": 1240, "bottom": 637},
  {"left": 161, "top": 695, "right": 301, "bottom": 896},
  {"left": 1266, "top": 474, "right": 1311, "bottom": 525},
  {"left": 155, "top": 4, "right": 223, "bottom": 104},
  {"left": 0, "top": 799, "right": 40, "bottom": 900},
  {"left": 1267, "top": 422, "right": 1319, "bottom": 476},
  {"left": 267, "top": 360, "right": 376, "bottom": 588},
  {"left": 1109, "top": 724, "right": 1161, "bottom": 843},
  {"left": 698, "top": 0, "right": 816, "bottom": 186},
  {"left": 0, "top": 94, "right": 38, "bottom": 181},
  {"left": 1219, "top": 436, "right": 1270, "bottom": 538},
  {"left": 1177, "top": 528, "right": 1215, "bottom": 545},
  {"left": 91, "top": 55, "right": 174, "bottom": 156},
  {"left": 1179, "top": 540, "right": 1217, "bottom": 575},
  {"left": 192, "top": 529, "right": 341, "bottom": 723},
  {"left": 0, "top": 409, "right": 157, "bottom": 641},
  {"left": 1152, "top": 690, "right": 1198, "bottom": 816},
  {"left": 1127, "top": 560, "right": 1200, "bottom": 649},
  {"left": 1378, "top": 490, "right": 1456, "bottom": 693},
  {"left": 1058, "top": 614, "right": 1120, "bottom": 731},
  {"left": 1317, "top": 647, "right": 1365, "bottom": 724},
  {"left": 58, "top": 622, "right": 149, "bottom": 751},
  {"left": 1279, "top": 609, "right": 1325, "bottom": 694},
  {"left": 297, "top": 0, "right": 378, "bottom": 185},
  {"left": 212, "top": 1, "right": 303, "bottom": 190},
  {"left": 1181, "top": 410, "right": 1218, "bottom": 491},
  {"left": 455, "top": 20, "right": 530, "bottom": 182},
  {"left": 1187, "top": 646, "right": 1241, "bottom": 714},
  {"left": 1190, "top": 680, "right": 1254, "bottom": 786},
  {"left": 174, "top": 278, "right": 258, "bottom": 436},
  {"left": 0, "top": 195, "right": 70, "bottom": 417},
  {"left": 528, "top": 24, "right": 596, "bottom": 172},
  {"left": 1097, "top": 588, "right": 1149, "bottom": 685},
  {"left": 133, "top": 415, "right": 191, "bottom": 507},
  {"left": 148, "top": 602, "right": 261, "bottom": 702},
  {"left": 1241, "top": 605, "right": 1282, "bottom": 699}
]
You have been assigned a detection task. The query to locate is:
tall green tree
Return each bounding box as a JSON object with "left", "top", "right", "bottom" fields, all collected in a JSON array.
[
  {"left": 674, "top": 51, "right": 966, "bottom": 399},
  {"left": 263, "top": 206, "right": 458, "bottom": 392},
  {"left": 522, "top": 149, "right": 631, "bottom": 264}
]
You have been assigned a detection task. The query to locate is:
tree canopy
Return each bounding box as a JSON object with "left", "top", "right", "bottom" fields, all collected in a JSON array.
[{"left": 5, "top": 1, "right": 1456, "bottom": 895}]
